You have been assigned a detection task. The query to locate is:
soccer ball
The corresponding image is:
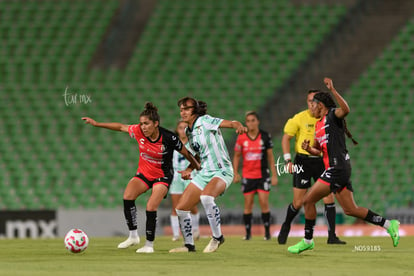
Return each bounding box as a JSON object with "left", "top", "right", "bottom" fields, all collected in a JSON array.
[{"left": 64, "top": 228, "right": 89, "bottom": 253}]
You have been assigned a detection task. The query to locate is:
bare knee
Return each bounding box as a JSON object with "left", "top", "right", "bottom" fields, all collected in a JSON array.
[{"left": 293, "top": 198, "right": 304, "bottom": 209}]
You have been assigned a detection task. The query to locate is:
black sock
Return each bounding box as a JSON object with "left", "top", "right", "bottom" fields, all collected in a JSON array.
[
  {"left": 146, "top": 211, "right": 157, "bottom": 242},
  {"left": 304, "top": 219, "right": 315, "bottom": 240},
  {"left": 262, "top": 212, "right": 271, "bottom": 233},
  {"left": 364, "top": 209, "right": 386, "bottom": 227},
  {"left": 123, "top": 199, "right": 137, "bottom": 230},
  {"left": 324, "top": 203, "right": 336, "bottom": 237},
  {"left": 284, "top": 203, "right": 299, "bottom": 225},
  {"left": 243, "top": 213, "right": 252, "bottom": 236}
]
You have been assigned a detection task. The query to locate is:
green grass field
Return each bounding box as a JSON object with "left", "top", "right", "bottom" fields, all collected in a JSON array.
[{"left": 0, "top": 236, "right": 413, "bottom": 276}]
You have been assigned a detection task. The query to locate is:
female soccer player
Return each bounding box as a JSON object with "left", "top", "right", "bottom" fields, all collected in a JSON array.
[
  {"left": 288, "top": 78, "right": 400, "bottom": 254},
  {"left": 169, "top": 97, "right": 247, "bottom": 253},
  {"left": 170, "top": 120, "right": 200, "bottom": 242},
  {"left": 82, "top": 102, "right": 200, "bottom": 253},
  {"left": 233, "top": 111, "right": 278, "bottom": 240},
  {"left": 278, "top": 90, "right": 345, "bottom": 245}
]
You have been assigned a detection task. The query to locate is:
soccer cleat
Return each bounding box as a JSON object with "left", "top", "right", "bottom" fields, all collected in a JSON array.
[
  {"left": 136, "top": 245, "right": 154, "bottom": 253},
  {"left": 277, "top": 223, "right": 290, "bottom": 244},
  {"left": 193, "top": 229, "right": 200, "bottom": 241},
  {"left": 327, "top": 236, "right": 347, "bottom": 244},
  {"left": 172, "top": 236, "right": 180, "bottom": 242},
  {"left": 288, "top": 239, "right": 315, "bottom": 254},
  {"left": 243, "top": 234, "right": 251, "bottom": 241},
  {"left": 203, "top": 236, "right": 225, "bottom": 253},
  {"left": 169, "top": 244, "right": 196, "bottom": 253},
  {"left": 117, "top": 237, "right": 140, "bottom": 249},
  {"left": 387, "top": 220, "right": 400, "bottom": 247}
]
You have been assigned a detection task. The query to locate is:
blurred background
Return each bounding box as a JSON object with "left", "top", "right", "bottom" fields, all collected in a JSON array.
[{"left": 0, "top": 0, "right": 413, "bottom": 237}]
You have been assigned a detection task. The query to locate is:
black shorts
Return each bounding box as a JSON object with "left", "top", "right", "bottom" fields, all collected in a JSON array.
[
  {"left": 318, "top": 166, "right": 354, "bottom": 193},
  {"left": 293, "top": 154, "right": 325, "bottom": 189},
  {"left": 134, "top": 173, "right": 172, "bottom": 190},
  {"left": 241, "top": 177, "right": 271, "bottom": 194}
]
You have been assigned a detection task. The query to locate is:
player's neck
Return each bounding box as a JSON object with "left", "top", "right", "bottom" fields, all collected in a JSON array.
[
  {"left": 247, "top": 129, "right": 259, "bottom": 139},
  {"left": 149, "top": 128, "right": 160, "bottom": 141}
]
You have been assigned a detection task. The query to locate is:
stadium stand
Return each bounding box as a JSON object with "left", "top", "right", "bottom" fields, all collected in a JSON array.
[{"left": 1, "top": 0, "right": 412, "bottom": 214}]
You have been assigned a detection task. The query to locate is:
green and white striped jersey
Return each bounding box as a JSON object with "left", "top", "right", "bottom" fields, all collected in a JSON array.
[{"left": 186, "top": 115, "right": 232, "bottom": 172}]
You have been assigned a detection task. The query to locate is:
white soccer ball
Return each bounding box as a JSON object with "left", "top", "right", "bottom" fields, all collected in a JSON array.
[{"left": 64, "top": 228, "right": 89, "bottom": 253}]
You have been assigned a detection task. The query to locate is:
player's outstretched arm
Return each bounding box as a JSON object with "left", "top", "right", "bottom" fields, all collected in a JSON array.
[
  {"left": 81, "top": 117, "right": 129, "bottom": 132},
  {"left": 324, "top": 77, "right": 350, "bottom": 119},
  {"left": 219, "top": 120, "right": 248, "bottom": 134}
]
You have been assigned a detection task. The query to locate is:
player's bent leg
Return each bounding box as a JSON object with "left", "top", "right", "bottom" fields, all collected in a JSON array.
[
  {"left": 118, "top": 178, "right": 148, "bottom": 249},
  {"left": 335, "top": 189, "right": 400, "bottom": 247}
]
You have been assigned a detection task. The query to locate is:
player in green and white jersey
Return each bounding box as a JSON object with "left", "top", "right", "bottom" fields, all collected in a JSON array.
[
  {"left": 169, "top": 97, "right": 247, "bottom": 253},
  {"left": 170, "top": 120, "right": 200, "bottom": 242}
]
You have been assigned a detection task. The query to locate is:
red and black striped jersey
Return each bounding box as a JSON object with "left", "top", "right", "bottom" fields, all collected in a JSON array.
[
  {"left": 128, "top": 124, "right": 183, "bottom": 180},
  {"left": 315, "top": 108, "right": 350, "bottom": 169},
  {"left": 234, "top": 130, "right": 273, "bottom": 179}
]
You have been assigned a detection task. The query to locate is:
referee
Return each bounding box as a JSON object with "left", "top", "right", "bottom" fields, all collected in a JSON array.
[{"left": 277, "top": 90, "right": 345, "bottom": 245}]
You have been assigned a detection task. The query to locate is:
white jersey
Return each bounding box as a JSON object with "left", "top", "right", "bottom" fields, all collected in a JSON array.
[
  {"left": 172, "top": 147, "right": 189, "bottom": 178},
  {"left": 186, "top": 115, "right": 232, "bottom": 173}
]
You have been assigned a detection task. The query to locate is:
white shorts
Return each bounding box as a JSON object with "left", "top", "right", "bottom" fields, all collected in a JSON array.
[
  {"left": 190, "top": 168, "right": 234, "bottom": 191},
  {"left": 169, "top": 177, "right": 190, "bottom": 195}
]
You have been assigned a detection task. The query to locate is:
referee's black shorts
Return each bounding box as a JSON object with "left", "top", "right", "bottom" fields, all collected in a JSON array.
[{"left": 292, "top": 153, "right": 324, "bottom": 189}]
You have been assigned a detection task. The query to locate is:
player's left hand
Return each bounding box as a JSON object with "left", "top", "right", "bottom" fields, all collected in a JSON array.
[
  {"left": 324, "top": 77, "right": 334, "bottom": 91},
  {"left": 179, "top": 169, "right": 193, "bottom": 180}
]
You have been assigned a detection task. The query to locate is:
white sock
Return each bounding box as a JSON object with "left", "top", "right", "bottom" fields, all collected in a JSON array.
[
  {"left": 176, "top": 209, "right": 194, "bottom": 245},
  {"left": 304, "top": 238, "right": 313, "bottom": 244},
  {"left": 170, "top": 215, "right": 180, "bottom": 237},
  {"left": 145, "top": 240, "right": 154, "bottom": 247},
  {"left": 383, "top": 219, "right": 391, "bottom": 229},
  {"left": 191, "top": 212, "right": 200, "bottom": 232},
  {"left": 129, "top": 230, "right": 138, "bottom": 239},
  {"left": 200, "top": 195, "right": 222, "bottom": 239}
]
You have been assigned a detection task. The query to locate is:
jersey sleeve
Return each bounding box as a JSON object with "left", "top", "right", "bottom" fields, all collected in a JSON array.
[
  {"left": 128, "top": 124, "right": 141, "bottom": 139},
  {"left": 262, "top": 131, "right": 273, "bottom": 149},
  {"left": 170, "top": 132, "right": 184, "bottom": 152},
  {"left": 283, "top": 116, "right": 299, "bottom": 136},
  {"left": 201, "top": 115, "right": 224, "bottom": 131},
  {"left": 328, "top": 108, "right": 343, "bottom": 127}
]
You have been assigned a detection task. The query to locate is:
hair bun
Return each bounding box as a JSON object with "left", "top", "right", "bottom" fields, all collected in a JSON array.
[{"left": 144, "top": 102, "right": 158, "bottom": 112}]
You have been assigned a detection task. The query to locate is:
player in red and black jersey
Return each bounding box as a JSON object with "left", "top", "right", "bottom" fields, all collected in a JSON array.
[
  {"left": 233, "top": 111, "right": 278, "bottom": 240},
  {"left": 82, "top": 102, "right": 200, "bottom": 254},
  {"left": 288, "top": 78, "right": 400, "bottom": 254}
]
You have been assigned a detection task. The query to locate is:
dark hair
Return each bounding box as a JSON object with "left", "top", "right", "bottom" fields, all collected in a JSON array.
[
  {"left": 245, "top": 110, "right": 260, "bottom": 120},
  {"left": 177, "top": 97, "right": 207, "bottom": 116},
  {"left": 140, "top": 102, "right": 160, "bottom": 123},
  {"left": 313, "top": 92, "right": 337, "bottom": 108},
  {"left": 313, "top": 92, "right": 358, "bottom": 145}
]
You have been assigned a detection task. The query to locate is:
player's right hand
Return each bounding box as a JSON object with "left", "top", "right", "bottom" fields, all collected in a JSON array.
[
  {"left": 302, "top": 139, "right": 311, "bottom": 152},
  {"left": 233, "top": 173, "right": 242, "bottom": 183},
  {"left": 82, "top": 117, "right": 97, "bottom": 126},
  {"left": 179, "top": 169, "right": 193, "bottom": 180}
]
